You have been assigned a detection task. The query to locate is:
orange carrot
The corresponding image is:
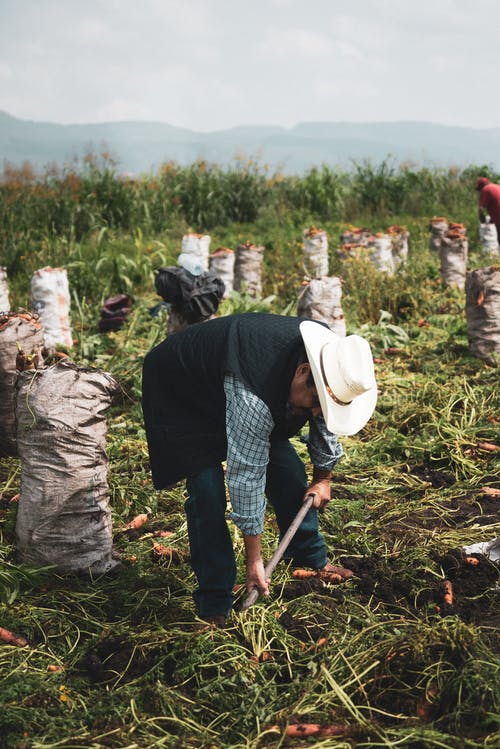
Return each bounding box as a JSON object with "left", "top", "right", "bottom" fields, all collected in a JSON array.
[
  {"left": 125, "top": 513, "right": 149, "bottom": 530},
  {"left": 293, "top": 568, "right": 343, "bottom": 583},
  {"left": 285, "top": 724, "right": 323, "bottom": 737},
  {"left": 151, "top": 544, "right": 181, "bottom": 562},
  {"left": 153, "top": 530, "right": 174, "bottom": 538},
  {"left": 0, "top": 627, "right": 29, "bottom": 647},
  {"left": 318, "top": 571, "right": 343, "bottom": 583},
  {"left": 285, "top": 723, "right": 352, "bottom": 737},
  {"left": 316, "top": 637, "right": 328, "bottom": 647},
  {"left": 477, "top": 442, "right": 500, "bottom": 452},
  {"left": 482, "top": 486, "right": 500, "bottom": 496},
  {"left": 465, "top": 556, "right": 480, "bottom": 566},
  {"left": 47, "top": 664, "right": 64, "bottom": 672},
  {"left": 443, "top": 580, "right": 453, "bottom": 606},
  {"left": 416, "top": 684, "right": 438, "bottom": 719},
  {"left": 292, "top": 569, "right": 317, "bottom": 579}
]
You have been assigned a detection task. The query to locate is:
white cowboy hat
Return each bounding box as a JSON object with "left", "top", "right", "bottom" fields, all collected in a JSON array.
[{"left": 299, "top": 320, "right": 377, "bottom": 436}]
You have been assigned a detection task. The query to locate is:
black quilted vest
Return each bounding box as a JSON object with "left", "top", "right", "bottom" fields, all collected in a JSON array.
[{"left": 142, "top": 313, "right": 306, "bottom": 488}]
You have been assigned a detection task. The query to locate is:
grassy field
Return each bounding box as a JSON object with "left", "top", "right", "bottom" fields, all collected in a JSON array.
[{"left": 0, "top": 162, "right": 499, "bottom": 748}]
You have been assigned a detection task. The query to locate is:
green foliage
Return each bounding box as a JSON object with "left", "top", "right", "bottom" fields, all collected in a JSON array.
[{"left": 1, "top": 156, "right": 496, "bottom": 253}]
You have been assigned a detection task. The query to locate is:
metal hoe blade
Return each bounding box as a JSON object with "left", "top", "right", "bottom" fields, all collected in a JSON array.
[{"left": 241, "top": 494, "right": 315, "bottom": 611}]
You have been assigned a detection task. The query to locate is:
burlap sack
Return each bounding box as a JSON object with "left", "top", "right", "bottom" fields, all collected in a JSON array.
[
  {"left": 387, "top": 226, "right": 409, "bottom": 269},
  {"left": 303, "top": 227, "right": 329, "bottom": 279},
  {"left": 15, "top": 360, "right": 119, "bottom": 574},
  {"left": 209, "top": 248, "right": 235, "bottom": 297},
  {"left": 479, "top": 222, "right": 499, "bottom": 255},
  {"left": 440, "top": 234, "right": 468, "bottom": 289},
  {"left": 0, "top": 267, "right": 10, "bottom": 312},
  {"left": 0, "top": 313, "right": 45, "bottom": 456},
  {"left": 429, "top": 218, "right": 449, "bottom": 253},
  {"left": 367, "top": 234, "right": 395, "bottom": 274},
  {"left": 178, "top": 233, "right": 211, "bottom": 274},
  {"left": 465, "top": 266, "right": 500, "bottom": 365},
  {"left": 31, "top": 267, "right": 73, "bottom": 350},
  {"left": 297, "top": 277, "right": 346, "bottom": 337},
  {"left": 234, "top": 243, "right": 264, "bottom": 297}
]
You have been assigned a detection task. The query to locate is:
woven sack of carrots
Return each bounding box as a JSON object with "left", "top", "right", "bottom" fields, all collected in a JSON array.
[
  {"left": 297, "top": 277, "right": 346, "bottom": 337},
  {"left": 209, "top": 248, "right": 235, "bottom": 297},
  {"left": 440, "top": 232, "right": 468, "bottom": 289},
  {"left": 479, "top": 221, "right": 499, "bottom": 254},
  {"left": 429, "top": 217, "right": 449, "bottom": 253},
  {"left": 233, "top": 242, "right": 264, "bottom": 297},
  {"left": 465, "top": 266, "right": 500, "bottom": 365},
  {"left": 0, "top": 266, "right": 10, "bottom": 312},
  {"left": 0, "top": 312, "right": 45, "bottom": 457},
  {"left": 15, "top": 359, "right": 119, "bottom": 574},
  {"left": 367, "top": 234, "right": 395, "bottom": 275},
  {"left": 30, "top": 267, "right": 73, "bottom": 350},
  {"left": 303, "top": 226, "right": 329, "bottom": 279}
]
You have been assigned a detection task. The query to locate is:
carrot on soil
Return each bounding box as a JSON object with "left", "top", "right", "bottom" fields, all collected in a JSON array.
[
  {"left": 477, "top": 442, "right": 500, "bottom": 452},
  {"left": 465, "top": 556, "right": 480, "bottom": 566},
  {"left": 285, "top": 723, "right": 353, "bottom": 737},
  {"left": 125, "top": 513, "right": 149, "bottom": 530},
  {"left": 318, "top": 571, "right": 343, "bottom": 583},
  {"left": 443, "top": 580, "right": 453, "bottom": 606},
  {"left": 292, "top": 569, "right": 317, "bottom": 579},
  {"left": 0, "top": 627, "right": 29, "bottom": 647},
  {"left": 151, "top": 544, "right": 182, "bottom": 562},
  {"left": 153, "top": 530, "right": 174, "bottom": 538}
]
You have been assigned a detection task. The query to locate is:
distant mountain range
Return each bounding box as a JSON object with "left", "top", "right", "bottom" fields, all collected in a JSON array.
[{"left": 1, "top": 110, "right": 499, "bottom": 175}]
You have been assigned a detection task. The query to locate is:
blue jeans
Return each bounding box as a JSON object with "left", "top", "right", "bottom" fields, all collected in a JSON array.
[{"left": 185, "top": 439, "right": 327, "bottom": 617}]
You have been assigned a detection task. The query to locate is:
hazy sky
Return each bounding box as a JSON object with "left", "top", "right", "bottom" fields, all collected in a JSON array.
[{"left": 2, "top": 0, "right": 500, "bottom": 131}]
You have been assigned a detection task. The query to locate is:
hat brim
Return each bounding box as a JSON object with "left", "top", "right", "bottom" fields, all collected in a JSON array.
[{"left": 299, "top": 320, "right": 378, "bottom": 436}]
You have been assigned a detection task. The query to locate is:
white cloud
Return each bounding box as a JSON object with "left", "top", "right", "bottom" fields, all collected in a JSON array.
[
  {"left": 77, "top": 17, "right": 118, "bottom": 45},
  {"left": 0, "top": 62, "right": 13, "bottom": 80},
  {"left": 257, "top": 28, "right": 334, "bottom": 60}
]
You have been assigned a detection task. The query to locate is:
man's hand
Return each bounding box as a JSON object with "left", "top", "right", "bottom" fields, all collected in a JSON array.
[
  {"left": 244, "top": 533, "right": 270, "bottom": 596},
  {"left": 306, "top": 468, "right": 332, "bottom": 510},
  {"left": 245, "top": 557, "right": 270, "bottom": 596}
]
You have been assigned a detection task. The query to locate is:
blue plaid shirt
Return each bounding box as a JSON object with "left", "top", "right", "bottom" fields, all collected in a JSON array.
[{"left": 224, "top": 373, "right": 343, "bottom": 535}]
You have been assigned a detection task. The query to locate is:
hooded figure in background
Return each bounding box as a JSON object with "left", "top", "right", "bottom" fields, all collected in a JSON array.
[{"left": 142, "top": 312, "right": 378, "bottom": 627}]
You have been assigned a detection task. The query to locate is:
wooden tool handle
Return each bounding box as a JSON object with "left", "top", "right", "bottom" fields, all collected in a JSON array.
[{"left": 241, "top": 495, "right": 315, "bottom": 611}]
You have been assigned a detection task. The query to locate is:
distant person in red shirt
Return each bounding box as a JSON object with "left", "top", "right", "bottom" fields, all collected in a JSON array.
[{"left": 476, "top": 177, "right": 500, "bottom": 242}]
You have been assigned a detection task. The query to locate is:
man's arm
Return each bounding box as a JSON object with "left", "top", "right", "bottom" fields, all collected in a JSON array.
[
  {"left": 244, "top": 534, "right": 270, "bottom": 597},
  {"left": 304, "top": 416, "right": 343, "bottom": 510},
  {"left": 224, "top": 374, "right": 274, "bottom": 596}
]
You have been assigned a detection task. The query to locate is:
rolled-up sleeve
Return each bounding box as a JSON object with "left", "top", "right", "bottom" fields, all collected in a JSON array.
[
  {"left": 224, "top": 374, "right": 274, "bottom": 535},
  {"left": 305, "top": 415, "right": 343, "bottom": 471}
]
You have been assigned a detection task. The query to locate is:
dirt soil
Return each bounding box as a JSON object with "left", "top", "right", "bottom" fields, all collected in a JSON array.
[
  {"left": 80, "top": 636, "right": 161, "bottom": 684},
  {"left": 277, "top": 550, "right": 498, "bottom": 629}
]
